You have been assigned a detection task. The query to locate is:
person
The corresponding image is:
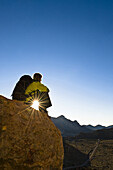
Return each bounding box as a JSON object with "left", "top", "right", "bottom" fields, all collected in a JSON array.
[
  {"left": 12, "top": 75, "right": 33, "bottom": 101},
  {"left": 25, "top": 73, "right": 52, "bottom": 112}
]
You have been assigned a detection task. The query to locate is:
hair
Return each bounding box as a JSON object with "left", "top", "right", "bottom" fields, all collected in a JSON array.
[
  {"left": 12, "top": 75, "right": 33, "bottom": 100},
  {"left": 33, "top": 73, "right": 42, "bottom": 81}
]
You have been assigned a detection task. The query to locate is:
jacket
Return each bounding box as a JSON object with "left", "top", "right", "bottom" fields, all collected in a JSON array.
[
  {"left": 25, "top": 81, "right": 52, "bottom": 108},
  {"left": 25, "top": 81, "right": 49, "bottom": 94}
]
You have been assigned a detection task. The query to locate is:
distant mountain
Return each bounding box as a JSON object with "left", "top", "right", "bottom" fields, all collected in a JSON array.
[
  {"left": 83, "top": 124, "right": 113, "bottom": 131},
  {"left": 51, "top": 115, "right": 92, "bottom": 137},
  {"left": 83, "top": 124, "right": 106, "bottom": 131},
  {"left": 51, "top": 115, "right": 113, "bottom": 137},
  {"left": 107, "top": 125, "right": 113, "bottom": 129}
]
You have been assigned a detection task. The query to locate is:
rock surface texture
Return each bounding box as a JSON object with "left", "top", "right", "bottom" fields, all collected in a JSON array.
[{"left": 0, "top": 95, "right": 64, "bottom": 170}]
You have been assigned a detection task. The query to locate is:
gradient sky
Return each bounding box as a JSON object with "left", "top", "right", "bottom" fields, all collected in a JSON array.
[{"left": 0, "top": 0, "right": 113, "bottom": 126}]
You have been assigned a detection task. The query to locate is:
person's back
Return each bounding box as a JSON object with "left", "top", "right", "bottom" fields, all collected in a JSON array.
[
  {"left": 12, "top": 75, "right": 33, "bottom": 101},
  {"left": 25, "top": 73, "right": 52, "bottom": 111}
]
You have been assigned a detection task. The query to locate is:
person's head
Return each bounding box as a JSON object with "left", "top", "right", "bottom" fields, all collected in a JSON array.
[{"left": 33, "top": 73, "right": 42, "bottom": 82}]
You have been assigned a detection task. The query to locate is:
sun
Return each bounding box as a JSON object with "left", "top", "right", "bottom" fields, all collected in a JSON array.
[{"left": 31, "top": 100, "right": 39, "bottom": 110}]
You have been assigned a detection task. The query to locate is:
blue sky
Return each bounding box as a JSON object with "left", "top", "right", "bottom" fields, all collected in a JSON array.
[{"left": 0, "top": 0, "right": 113, "bottom": 126}]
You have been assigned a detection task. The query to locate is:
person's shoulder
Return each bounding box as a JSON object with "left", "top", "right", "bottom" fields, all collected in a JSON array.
[
  {"left": 39, "top": 82, "right": 50, "bottom": 92},
  {"left": 40, "top": 82, "right": 47, "bottom": 87},
  {"left": 41, "top": 83, "right": 50, "bottom": 92}
]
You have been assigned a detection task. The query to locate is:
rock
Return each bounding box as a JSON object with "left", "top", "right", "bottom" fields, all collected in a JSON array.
[{"left": 0, "top": 95, "right": 64, "bottom": 170}]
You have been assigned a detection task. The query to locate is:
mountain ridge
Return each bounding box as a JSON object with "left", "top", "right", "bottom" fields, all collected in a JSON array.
[{"left": 51, "top": 115, "right": 113, "bottom": 137}]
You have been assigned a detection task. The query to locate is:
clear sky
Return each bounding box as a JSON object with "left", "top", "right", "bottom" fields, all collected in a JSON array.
[{"left": 0, "top": 0, "right": 113, "bottom": 126}]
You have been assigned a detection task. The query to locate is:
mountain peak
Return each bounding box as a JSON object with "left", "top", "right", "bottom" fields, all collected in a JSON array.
[
  {"left": 73, "top": 120, "right": 81, "bottom": 126},
  {"left": 51, "top": 115, "right": 113, "bottom": 137},
  {"left": 58, "top": 115, "right": 65, "bottom": 118}
]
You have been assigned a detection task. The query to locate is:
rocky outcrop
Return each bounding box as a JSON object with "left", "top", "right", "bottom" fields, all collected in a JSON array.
[{"left": 0, "top": 95, "right": 64, "bottom": 170}]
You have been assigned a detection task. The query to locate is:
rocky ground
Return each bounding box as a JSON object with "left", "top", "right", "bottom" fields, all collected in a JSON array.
[{"left": 63, "top": 138, "right": 113, "bottom": 169}]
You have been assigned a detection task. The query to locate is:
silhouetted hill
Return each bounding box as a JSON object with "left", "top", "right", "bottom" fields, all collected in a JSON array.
[{"left": 51, "top": 115, "right": 91, "bottom": 137}]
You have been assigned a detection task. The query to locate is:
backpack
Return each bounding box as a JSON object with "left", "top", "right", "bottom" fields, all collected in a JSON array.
[{"left": 12, "top": 75, "right": 33, "bottom": 101}]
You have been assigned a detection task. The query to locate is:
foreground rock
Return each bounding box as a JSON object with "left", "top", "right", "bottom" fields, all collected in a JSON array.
[{"left": 0, "top": 95, "right": 64, "bottom": 170}]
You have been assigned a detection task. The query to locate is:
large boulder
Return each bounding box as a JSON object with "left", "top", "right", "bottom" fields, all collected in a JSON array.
[{"left": 0, "top": 95, "right": 64, "bottom": 170}]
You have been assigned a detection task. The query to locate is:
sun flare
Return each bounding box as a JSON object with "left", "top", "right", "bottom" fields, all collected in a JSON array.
[{"left": 31, "top": 100, "right": 39, "bottom": 110}]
